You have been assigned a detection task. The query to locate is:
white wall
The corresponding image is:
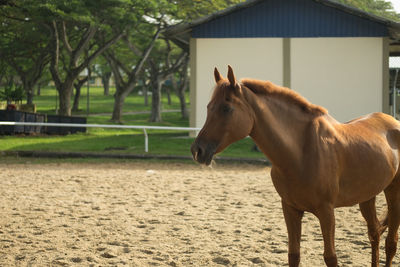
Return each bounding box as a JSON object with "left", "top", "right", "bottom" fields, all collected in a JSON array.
[
  {"left": 191, "top": 38, "right": 284, "bottom": 128},
  {"left": 291, "top": 37, "right": 383, "bottom": 123},
  {"left": 191, "top": 37, "right": 385, "bottom": 127}
]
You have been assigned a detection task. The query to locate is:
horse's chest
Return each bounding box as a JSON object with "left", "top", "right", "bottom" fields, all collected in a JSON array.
[{"left": 270, "top": 167, "right": 334, "bottom": 211}]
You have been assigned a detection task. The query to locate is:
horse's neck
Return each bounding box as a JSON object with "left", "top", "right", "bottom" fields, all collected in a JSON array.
[{"left": 247, "top": 93, "right": 311, "bottom": 171}]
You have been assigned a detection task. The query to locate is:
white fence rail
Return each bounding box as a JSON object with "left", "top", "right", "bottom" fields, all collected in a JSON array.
[{"left": 0, "top": 121, "right": 201, "bottom": 153}]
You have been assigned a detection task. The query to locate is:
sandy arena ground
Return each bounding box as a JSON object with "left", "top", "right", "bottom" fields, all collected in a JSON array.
[{"left": 0, "top": 161, "right": 398, "bottom": 266}]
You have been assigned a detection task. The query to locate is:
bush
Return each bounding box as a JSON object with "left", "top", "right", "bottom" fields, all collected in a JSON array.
[{"left": 0, "top": 81, "right": 25, "bottom": 104}]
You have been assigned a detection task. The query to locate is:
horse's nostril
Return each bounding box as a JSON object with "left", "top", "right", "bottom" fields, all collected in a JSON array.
[
  {"left": 194, "top": 146, "right": 202, "bottom": 161},
  {"left": 191, "top": 143, "right": 201, "bottom": 161},
  {"left": 191, "top": 140, "right": 215, "bottom": 164}
]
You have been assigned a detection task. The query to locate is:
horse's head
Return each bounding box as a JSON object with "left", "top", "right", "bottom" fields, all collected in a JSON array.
[{"left": 191, "top": 65, "right": 255, "bottom": 165}]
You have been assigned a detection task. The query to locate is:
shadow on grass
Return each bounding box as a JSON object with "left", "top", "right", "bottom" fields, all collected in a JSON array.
[
  {"left": 1, "top": 132, "right": 264, "bottom": 159},
  {"left": 1, "top": 133, "right": 194, "bottom": 156}
]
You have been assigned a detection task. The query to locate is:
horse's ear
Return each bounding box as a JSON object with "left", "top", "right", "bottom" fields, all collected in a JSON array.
[
  {"left": 214, "top": 67, "right": 223, "bottom": 83},
  {"left": 227, "top": 65, "right": 236, "bottom": 86},
  {"left": 227, "top": 65, "right": 241, "bottom": 93}
]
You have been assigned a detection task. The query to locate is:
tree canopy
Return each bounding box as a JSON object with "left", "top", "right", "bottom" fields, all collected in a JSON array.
[
  {"left": 0, "top": 0, "right": 399, "bottom": 119},
  {"left": 338, "top": 0, "right": 400, "bottom": 21}
]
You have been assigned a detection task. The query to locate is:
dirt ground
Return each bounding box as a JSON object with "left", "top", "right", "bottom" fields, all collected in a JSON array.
[{"left": 0, "top": 161, "right": 398, "bottom": 266}]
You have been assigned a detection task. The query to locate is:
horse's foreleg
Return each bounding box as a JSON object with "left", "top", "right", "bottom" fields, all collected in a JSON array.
[
  {"left": 315, "top": 206, "right": 338, "bottom": 267},
  {"left": 282, "top": 200, "right": 304, "bottom": 267},
  {"left": 359, "top": 197, "right": 381, "bottom": 267}
]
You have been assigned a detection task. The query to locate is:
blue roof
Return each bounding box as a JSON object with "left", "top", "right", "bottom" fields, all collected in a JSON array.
[{"left": 192, "top": 0, "right": 389, "bottom": 38}]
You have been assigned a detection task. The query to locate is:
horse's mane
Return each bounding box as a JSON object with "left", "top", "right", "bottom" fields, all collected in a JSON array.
[{"left": 241, "top": 79, "right": 327, "bottom": 115}]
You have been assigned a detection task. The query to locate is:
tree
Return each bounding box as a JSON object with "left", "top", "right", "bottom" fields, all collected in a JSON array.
[
  {"left": 171, "top": 58, "right": 190, "bottom": 119},
  {"left": 0, "top": 5, "right": 50, "bottom": 105},
  {"left": 46, "top": 2, "right": 127, "bottom": 116},
  {"left": 35, "top": 70, "right": 53, "bottom": 96},
  {"left": 171, "top": 0, "right": 245, "bottom": 21},
  {"left": 102, "top": 0, "right": 245, "bottom": 123},
  {"left": 92, "top": 57, "right": 112, "bottom": 96},
  {"left": 338, "top": 0, "right": 400, "bottom": 21},
  {"left": 5, "top": 47, "right": 49, "bottom": 105},
  {"left": 0, "top": 0, "right": 252, "bottom": 118},
  {"left": 104, "top": 23, "right": 162, "bottom": 123},
  {"left": 0, "top": 65, "right": 25, "bottom": 104},
  {"left": 1, "top": 0, "right": 138, "bottom": 115},
  {"left": 0, "top": 80, "right": 25, "bottom": 105},
  {"left": 147, "top": 39, "right": 187, "bottom": 122},
  {"left": 139, "top": 73, "right": 151, "bottom": 106},
  {"left": 72, "top": 70, "right": 89, "bottom": 112},
  {"left": 160, "top": 0, "right": 245, "bottom": 119}
]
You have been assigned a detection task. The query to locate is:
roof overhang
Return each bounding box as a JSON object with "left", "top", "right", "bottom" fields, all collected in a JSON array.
[{"left": 390, "top": 42, "right": 400, "bottom": 56}]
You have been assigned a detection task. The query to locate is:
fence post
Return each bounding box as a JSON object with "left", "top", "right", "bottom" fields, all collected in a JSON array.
[{"left": 143, "top": 128, "right": 148, "bottom": 153}]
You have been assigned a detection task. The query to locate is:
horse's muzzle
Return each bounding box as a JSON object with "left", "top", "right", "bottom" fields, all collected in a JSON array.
[{"left": 191, "top": 139, "right": 217, "bottom": 166}]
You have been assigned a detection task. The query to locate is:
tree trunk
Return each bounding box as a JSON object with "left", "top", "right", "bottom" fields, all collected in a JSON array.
[
  {"left": 111, "top": 90, "right": 126, "bottom": 123},
  {"left": 26, "top": 90, "right": 34, "bottom": 105},
  {"left": 24, "top": 81, "right": 34, "bottom": 105},
  {"left": 72, "top": 76, "right": 88, "bottom": 112},
  {"left": 101, "top": 72, "right": 111, "bottom": 96},
  {"left": 21, "top": 78, "right": 34, "bottom": 105},
  {"left": 171, "top": 66, "right": 189, "bottom": 119},
  {"left": 150, "top": 79, "right": 162, "bottom": 122},
  {"left": 140, "top": 78, "right": 149, "bottom": 106},
  {"left": 166, "top": 85, "right": 171, "bottom": 105},
  {"left": 58, "top": 81, "right": 74, "bottom": 116},
  {"left": 72, "top": 86, "right": 81, "bottom": 111},
  {"left": 177, "top": 88, "right": 188, "bottom": 119},
  {"left": 144, "top": 86, "right": 149, "bottom": 106},
  {"left": 36, "top": 84, "right": 41, "bottom": 96}
]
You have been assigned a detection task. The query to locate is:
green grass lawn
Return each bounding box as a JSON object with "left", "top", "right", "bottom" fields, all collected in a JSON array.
[
  {"left": 0, "top": 86, "right": 265, "bottom": 160},
  {"left": 35, "top": 86, "right": 184, "bottom": 116}
]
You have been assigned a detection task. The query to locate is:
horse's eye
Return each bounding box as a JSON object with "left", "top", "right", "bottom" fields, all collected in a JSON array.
[{"left": 221, "top": 105, "right": 232, "bottom": 114}]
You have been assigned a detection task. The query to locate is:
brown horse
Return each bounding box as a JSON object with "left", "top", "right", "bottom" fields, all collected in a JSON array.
[{"left": 191, "top": 66, "right": 400, "bottom": 267}]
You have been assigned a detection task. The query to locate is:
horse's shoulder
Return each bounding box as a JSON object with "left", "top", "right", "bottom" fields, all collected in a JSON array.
[
  {"left": 311, "top": 115, "right": 338, "bottom": 133},
  {"left": 308, "top": 115, "right": 340, "bottom": 144}
]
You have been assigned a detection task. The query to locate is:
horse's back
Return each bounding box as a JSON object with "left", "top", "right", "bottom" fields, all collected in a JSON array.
[
  {"left": 343, "top": 112, "right": 399, "bottom": 130},
  {"left": 339, "top": 112, "right": 400, "bottom": 163}
]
